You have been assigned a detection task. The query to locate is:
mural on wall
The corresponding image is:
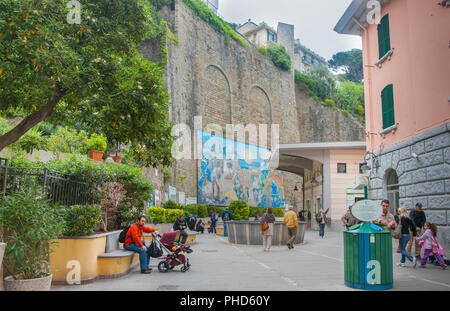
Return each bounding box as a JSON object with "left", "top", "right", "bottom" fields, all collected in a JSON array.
[{"left": 198, "top": 131, "right": 285, "bottom": 207}]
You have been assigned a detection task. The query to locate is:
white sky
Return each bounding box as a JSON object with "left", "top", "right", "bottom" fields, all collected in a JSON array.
[{"left": 218, "top": 0, "right": 362, "bottom": 60}]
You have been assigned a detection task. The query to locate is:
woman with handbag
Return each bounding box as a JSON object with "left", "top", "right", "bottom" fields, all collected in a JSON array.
[
  {"left": 416, "top": 222, "right": 447, "bottom": 270},
  {"left": 260, "top": 207, "right": 276, "bottom": 252},
  {"left": 396, "top": 208, "right": 417, "bottom": 267}
]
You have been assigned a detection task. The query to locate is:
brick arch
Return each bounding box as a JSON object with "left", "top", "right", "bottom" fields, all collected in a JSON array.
[
  {"left": 247, "top": 85, "right": 273, "bottom": 145},
  {"left": 200, "top": 65, "right": 232, "bottom": 128}
]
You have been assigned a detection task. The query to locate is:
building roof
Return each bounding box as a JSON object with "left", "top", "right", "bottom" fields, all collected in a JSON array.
[
  {"left": 238, "top": 22, "right": 277, "bottom": 36},
  {"left": 334, "top": 0, "right": 392, "bottom": 36}
]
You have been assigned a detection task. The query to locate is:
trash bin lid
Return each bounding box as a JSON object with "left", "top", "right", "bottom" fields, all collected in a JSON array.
[{"left": 347, "top": 222, "right": 390, "bottom": 234}]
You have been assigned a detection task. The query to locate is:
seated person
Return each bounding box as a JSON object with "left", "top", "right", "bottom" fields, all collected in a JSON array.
[
  {"left": 124, "top": 215, "right": 159, "bottom": 274},
  {"left": 196, "top": 219, "right": 205, "bottom": 234},
  {"left": 173, "top": 214, "right": 189, "bottom": 245},
  {"left": 207, "top": 220, "right": 213, "bottom": 233},
  {"left": 188, "top": 214, "right": 197, "bottom": 230}
]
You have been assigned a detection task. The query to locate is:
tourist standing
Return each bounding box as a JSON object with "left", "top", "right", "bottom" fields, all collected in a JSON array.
[
  {"left": 260, "top": 208, "right": 276, "bottom": 252},
  {"left": 284, "top": 207, "right": 298, "bottom": 249},
  {"left": 416, "top": 222, "right": 447, "bottom": 270},
  {"left": 396, "top": 207, "right": 417, "bottom": 267},
  {"left": 407, "top": 202, "right": 427, "bottom": 261},
  {"left": 221, "top": 208, "right": 232, "bottom": 237},
  {"left": 210, "top": 209, "right": 217, "bottom": 234},
  {"left": 374, "top": 200, "right": 396, "bottom": 231},
  {"left": 318, "top": 208, "right": 330, "bottom": 238}
]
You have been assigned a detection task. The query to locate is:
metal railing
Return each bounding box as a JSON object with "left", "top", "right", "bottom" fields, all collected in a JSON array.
[{"left": 0, "top": 157, "right": 95, "bottom": 206}]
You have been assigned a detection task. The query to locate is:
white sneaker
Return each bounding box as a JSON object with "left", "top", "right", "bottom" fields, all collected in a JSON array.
[{"left": 397, "top": 262, "right": 406, "bottom": 267}]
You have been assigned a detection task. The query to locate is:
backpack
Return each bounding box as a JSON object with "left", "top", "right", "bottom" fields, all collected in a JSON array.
[
  {"left": 149, "top": 240, "right": 163, "bottom": 258},
  {"left": 119, "top": 225, "right": 133, "bottom": 243}
]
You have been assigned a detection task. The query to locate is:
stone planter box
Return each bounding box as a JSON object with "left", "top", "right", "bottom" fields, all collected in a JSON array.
[
  {"left": 226, "top": 221, "right": 307, "bottom": 246},
  {"left": 4, "top": 274, "right": 52, "bottom": 291},
  {"left": 49, "top": 232, "right": 113, "bottom": 284}
]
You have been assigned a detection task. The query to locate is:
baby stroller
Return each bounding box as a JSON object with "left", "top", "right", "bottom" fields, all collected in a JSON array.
[{"left": 152, "top": 231, "right": 193, "bottom": 273}]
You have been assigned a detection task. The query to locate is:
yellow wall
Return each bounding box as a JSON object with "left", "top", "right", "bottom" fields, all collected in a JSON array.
[{"left": 50, "top": 237, "right": 106, "bottom": 282}]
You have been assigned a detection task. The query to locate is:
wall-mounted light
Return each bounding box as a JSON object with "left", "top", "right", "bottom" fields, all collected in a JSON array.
[{"left": 361, "top": 151, "right": 380, "bottom": 175}]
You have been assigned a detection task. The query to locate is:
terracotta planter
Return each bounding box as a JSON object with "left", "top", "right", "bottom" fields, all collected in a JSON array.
[
  {"left": 88, "top": 150, "right": 104, "bottom": 162},
  {"left": 111, "top": 155, "right": 123, "bottom": 164},
  {"left": 4, "top": 274, "right": 52, "bottom": 291}
]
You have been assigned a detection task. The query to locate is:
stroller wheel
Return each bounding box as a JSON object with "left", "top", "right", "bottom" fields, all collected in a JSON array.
[
  {"left": 181, "top": 265, "right": 189, "bottom": 273},
  {"left": 158, "top": 261, "right": 170, "bottom": 273}
]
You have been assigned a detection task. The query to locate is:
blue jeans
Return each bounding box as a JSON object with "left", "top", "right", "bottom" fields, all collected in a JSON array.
[
  {"left": 125, "top": 243, "right": 150, "bottom": 271},
  {"left": 399, "top": 234, "right": 414, "bottom": 263},
  {"left": 223, "top": 222, "right": 228, "bottom": 237},
  {"left": 319, "top": 224, "right": 325, "bottom": 237}
]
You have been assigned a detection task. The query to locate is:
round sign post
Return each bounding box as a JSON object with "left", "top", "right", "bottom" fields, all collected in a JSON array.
[{"left": 351, "top": 200, "right": 382, "bottom": 223}]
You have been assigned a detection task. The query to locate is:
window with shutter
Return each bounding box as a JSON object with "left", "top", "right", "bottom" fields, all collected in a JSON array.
[
  {"left": 381, "top": 84, "right": 395, "bottom": 129},
  {"left": 377, "top": 14, "right": 391, "bottom": 59}
]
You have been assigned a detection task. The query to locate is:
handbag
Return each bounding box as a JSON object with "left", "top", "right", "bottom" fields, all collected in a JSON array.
[
  {"left": 261, "top": 221, "right": 269, "bottom": 231},
  {"left": 392, "top": 221, "right": 402, "bottom": 239}
]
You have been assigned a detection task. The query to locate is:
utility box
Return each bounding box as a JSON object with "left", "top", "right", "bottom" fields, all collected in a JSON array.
[{"left": 344, "top": 222, "right": 393, "bottom": 290}]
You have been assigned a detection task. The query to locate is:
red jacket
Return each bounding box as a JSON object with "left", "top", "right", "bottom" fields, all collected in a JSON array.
[{"left": 124, "top": 222, "right": 156, "bottom": 248}]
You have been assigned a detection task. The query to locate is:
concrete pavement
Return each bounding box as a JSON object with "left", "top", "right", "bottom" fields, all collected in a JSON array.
[{"left": 51, "top": 229, "right": 450, "bottom": 291}]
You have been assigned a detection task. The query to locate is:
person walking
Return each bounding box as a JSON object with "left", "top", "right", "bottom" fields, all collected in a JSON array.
[
  {"left": 221, "top": 208, "right": 232, "bottom": 237},
  {"left": 124, "top": 215, "right": 159, "bottom": 274},
  {"left": 318, "top": 208, "right": 330, "bottom": 238},
  {"left": 416, "top": 222, "right": 447, "bottom": 270},
  {"left": 396, "top": 207, "right": 417, "bottom": 267},
  {"left": 284, "top": 207, "right": 298, "bottom": 249},
  {"left": 260, "top": 207, "right": 276, "bottom": 252},
  {"left": 407, "top": 202, "right": 427, "bottom": 261},
  {"left": 210, "top": 209, "right": 218, "bottom": 234},
  {"left": 341, "top": 205, "right": 360, "bottom": 230}
]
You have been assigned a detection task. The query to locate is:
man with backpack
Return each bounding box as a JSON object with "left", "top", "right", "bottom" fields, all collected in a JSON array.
[
  {"left": 122, "top": 215, "right": 159, "bottom": 274},
  {"left": 221, "top": 208, "right": 232, "bottom": 237}
]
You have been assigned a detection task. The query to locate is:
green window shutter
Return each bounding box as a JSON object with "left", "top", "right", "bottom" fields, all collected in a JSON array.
[
  {"left": 378, "top": 15, "right": 391, "bottom": 58},
  {"left": 381, "top": 84, "right": 395, "bottom": 129}
]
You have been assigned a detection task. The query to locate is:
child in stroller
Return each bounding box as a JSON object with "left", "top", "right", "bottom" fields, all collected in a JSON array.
[{"left": 152, "top": 231, "right": 193, "bottom": 273}]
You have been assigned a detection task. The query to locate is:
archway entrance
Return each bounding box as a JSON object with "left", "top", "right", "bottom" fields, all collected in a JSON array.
[{"left": 386, "top": 169, "right": 400, "bottom": 215}]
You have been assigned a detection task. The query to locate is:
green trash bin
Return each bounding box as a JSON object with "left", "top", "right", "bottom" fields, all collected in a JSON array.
[{"left": 344, "top": 222, "right": 393, "bottom": 290}]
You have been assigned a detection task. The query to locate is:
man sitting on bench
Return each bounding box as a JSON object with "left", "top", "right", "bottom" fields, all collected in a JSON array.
[
  {"left": 173, "top": 214, "right": 189, "bottom": 245},
  {"left": 124, "top": 215, "right": 159, "bottom": 274}
]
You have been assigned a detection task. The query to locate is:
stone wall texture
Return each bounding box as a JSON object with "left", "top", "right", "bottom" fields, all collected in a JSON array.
[
  {"left": 368, "top": 122, "right": 450, "bottom": 251},
  {"left": 139, "top": 0, "right": 365, "bottom": 209}
]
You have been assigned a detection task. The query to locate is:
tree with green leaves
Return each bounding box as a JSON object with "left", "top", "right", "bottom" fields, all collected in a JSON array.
[
  {"left": 0, "top": 0, "right": 175, "bottom": 167},
  {"left": 328, "top": 49, "right": 363, "bottom": 82}
]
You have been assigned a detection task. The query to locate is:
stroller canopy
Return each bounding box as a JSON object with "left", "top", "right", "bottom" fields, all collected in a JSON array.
[{"left": 160, "top": 231, "right": 180, "bottom": 246}]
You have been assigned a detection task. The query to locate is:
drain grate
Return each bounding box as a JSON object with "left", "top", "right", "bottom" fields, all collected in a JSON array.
[{"left": 157, "top": 285, "right": 179, "bottom": 291}]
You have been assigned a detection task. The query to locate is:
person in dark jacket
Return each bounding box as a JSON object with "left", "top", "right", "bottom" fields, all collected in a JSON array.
[
  {"left": 397, "top": 207, "right": 417, "bottom": 267},
  {"left": 406, "top": 202, "right": 427, "bottom": 260},
  {"left": 173, "top": 215, "right": 188, "bottom": 244},
  {"left": 221, "top": 208, "right": 232, "bottom": 237}
]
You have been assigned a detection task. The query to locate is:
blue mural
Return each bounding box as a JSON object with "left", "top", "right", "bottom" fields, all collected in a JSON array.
[{"left": 197, "top": 131, "right": 285, "bottom": 207}]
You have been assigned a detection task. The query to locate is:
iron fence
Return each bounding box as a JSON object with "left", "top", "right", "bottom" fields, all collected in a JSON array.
[{"left": 0, "top": 157, "right": 95, "bottom": 206}]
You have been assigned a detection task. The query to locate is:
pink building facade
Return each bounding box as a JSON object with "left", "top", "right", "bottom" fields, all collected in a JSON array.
[{"left": 335, "top": 0, "right": 450, "bottom": 249}]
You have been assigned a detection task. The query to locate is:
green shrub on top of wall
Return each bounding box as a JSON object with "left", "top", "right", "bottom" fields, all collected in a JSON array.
[
  {"left": 272, "top": 208, "right": 285, "bottom": 217},
  {"left": 181, "top": 0, "right": 249, "bottom": 47},
  {"left": 198, "top": 204, "right": 209, "bottom": 218},
  {"left": 267, "top": 45, "right": 291, "bottom": 71},
  {"left": 166, "top": 209, "right": 186, "bottom": 223},
  {"left": 64, "top": 204, "right": 103, "bottom": 237},
  {"left": 148, "top": 207, "right": 167, "bottom": 224},
  {"left": 228, "top": 200, "right": 250, "bottom": 220}
]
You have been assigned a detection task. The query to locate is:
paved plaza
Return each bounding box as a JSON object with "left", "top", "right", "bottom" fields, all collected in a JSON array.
[{"left": 52, "top": 230, "right": 450, "bottom": 291}]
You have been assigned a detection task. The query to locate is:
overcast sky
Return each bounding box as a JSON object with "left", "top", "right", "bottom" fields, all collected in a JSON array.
[{"left": 218, "top": 0, "right": 362, "bottom": 60}]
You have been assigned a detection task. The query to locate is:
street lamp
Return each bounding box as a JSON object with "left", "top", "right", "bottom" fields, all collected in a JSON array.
[{"left": 361, "top": 151, "right": 379, "bottom": 175}]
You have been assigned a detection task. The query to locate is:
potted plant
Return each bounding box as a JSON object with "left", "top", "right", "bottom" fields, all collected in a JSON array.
[
  {"left": 0, "top": 185, "right": 64, "bottom": 291},
  {"left": 111, "top": 153, "right": 124, "bottom": 164},
  {"left": 87, "top": 133, "right": 107, "bottom": 162}
]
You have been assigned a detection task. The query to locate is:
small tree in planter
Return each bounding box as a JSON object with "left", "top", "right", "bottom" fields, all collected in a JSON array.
[
  {"left": 228, "top": 201, "right": 250, "bottom": 221},
  {"left": 100, "top": 182, "right": 126, "bottom": 232},
  {"left": 87, "top": 133, "right": 107, "bottom": 162},
  {"left": 64, "top": 205, "right": 103, "bottom": 237},
  {"left": 0, "top": 185, "right": 65, "bottom": 290}
]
